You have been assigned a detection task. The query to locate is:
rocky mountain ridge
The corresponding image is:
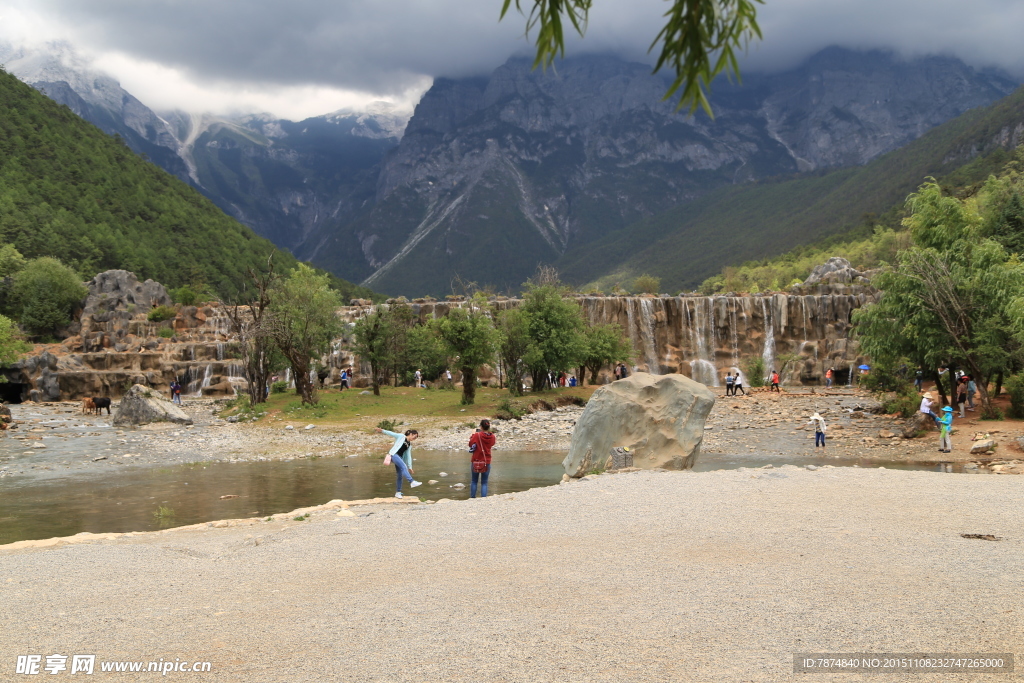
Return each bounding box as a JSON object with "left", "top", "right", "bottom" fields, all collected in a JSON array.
[
  {"left": 314, "top": 48, "right": 1016, "bottom": 295},
  {"left": 5, "top": 42, "right": 1018, "bottom": 296}
]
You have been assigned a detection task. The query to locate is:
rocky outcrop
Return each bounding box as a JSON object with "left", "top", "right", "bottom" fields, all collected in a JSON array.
[
  {"left": 803, "top": 257, "right": 867, "bottom": 286},
  {"left": 563, "top": 373, "right": 715, "bottom": 476},
  {"left": 112, "top": 384, "right": 192, "bottom": 427}
]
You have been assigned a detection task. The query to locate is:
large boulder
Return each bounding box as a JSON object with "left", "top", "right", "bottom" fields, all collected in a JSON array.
[
  {"left": 803, "top": 257, "right": 866, "bottom": 285},
  {"left": 563, "top": 372, "right": 715, "bottom": 476},
  {"left": 112, "top": 384, "right": 192, "bottom": 427}
]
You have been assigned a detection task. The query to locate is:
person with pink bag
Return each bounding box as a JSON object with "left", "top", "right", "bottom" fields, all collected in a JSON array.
[{"left": 376, "top": 427, "right": 422, "bottom": 498}]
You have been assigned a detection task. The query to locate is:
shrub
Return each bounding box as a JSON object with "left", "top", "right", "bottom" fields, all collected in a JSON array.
[
  {"left": 11, "top": 257, "right": 88, "bottom": 336},
  {"left": 147, "top": 305, "right": 177, "bottom": 322},
  {"left": 377, "top": 418, "right": 400, "bottom": 431},
  {"left": 633, "top": 274, "right": 661, "bottom": 294},
  {"left": 495, "top": 397, "right": 527, "bottom": 420},
  {"left": 271, "top": 380, "right": 288, "bottom": 394},
  {"left": 744, "top": 357, "right": 767, "bottom": 387},
  {"left": 172, "top": 285, "right": 198, "bottom": 306},
  {"left": 157, "top": 327, "right": 174, "bottom": 338},
  {"left": 1005, "top": 373, "right": 1024, "bottom": 419}
]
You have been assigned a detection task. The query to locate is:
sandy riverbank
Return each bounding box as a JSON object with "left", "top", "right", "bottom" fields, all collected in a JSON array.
[{"left": 1, "top": 466, "right": 1021, "bottom": 681}]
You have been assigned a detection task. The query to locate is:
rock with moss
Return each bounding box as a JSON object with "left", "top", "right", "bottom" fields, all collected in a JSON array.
[
  {"left": 563, "top": 372, "right": 715, "bottom": 476},
  {"left": 112, "top": 383, "right": 192, "bottom": 427}
]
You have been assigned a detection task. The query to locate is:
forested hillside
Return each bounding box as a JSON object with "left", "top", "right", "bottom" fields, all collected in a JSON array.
[
  {"left": 563, "top": 87, "right": 1024, "bottom": 293},
  {"left": 0, "top": 68, "right": 377, "bottom": 301}
]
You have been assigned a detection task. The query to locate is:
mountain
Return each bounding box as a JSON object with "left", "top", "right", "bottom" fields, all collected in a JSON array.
[
  {"left": 562, "top": 86, "right": 1024, "bottom": 293},
  {"left": 175, "top": 105, "right": 406, "bottom": 254},
  {"left": 8, "top": 43, "right": 1017, "bottom": 297},
  {"left": 306, "top": 48, "right": 1017, "bottom": 296},
  {"left": 1, "top": 42, "right": 408, "bottom": 257},
  {"left": 0, "top": 42, "right": 193, "bottom": 184},
  {"left": 0, "top": 67, "right": 378, "bottom": 302}
]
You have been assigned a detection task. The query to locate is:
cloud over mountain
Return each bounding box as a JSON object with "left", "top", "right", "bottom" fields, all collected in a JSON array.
[{"left": 1, "top": 0, "right": 1022, "bottom": 118}]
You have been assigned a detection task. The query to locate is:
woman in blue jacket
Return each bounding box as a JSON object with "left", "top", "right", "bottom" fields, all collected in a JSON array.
[{"left": 376, "top": 427, "right": 422, "bottom": 498}]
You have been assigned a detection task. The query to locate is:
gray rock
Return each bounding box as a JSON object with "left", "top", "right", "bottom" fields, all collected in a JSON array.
[
  {"left": 803, "top": 257, "right": 865, "bottom": 285},
  {"left": 111, "top": 384, "right": 192, "bottom": 427},
  {"left": 970, "top": 439, "right": 996, "bottom": 454},
  {"left": 563, "top": 372, "right": 715, "bottom": 477}
]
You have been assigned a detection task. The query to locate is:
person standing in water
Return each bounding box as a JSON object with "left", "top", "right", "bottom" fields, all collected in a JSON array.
[
  {"left": 808, "top": 412, "right": 826, "bottom": 449},
  {"left": 376, "top": 427, "right": 422, "bottom": 498},
  {"left": 468, "top": 419, "right": 497, "bottom": 498}
]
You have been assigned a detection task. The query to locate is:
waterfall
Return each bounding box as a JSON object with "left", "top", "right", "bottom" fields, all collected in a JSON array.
[
  {"left": 216, "top": 343, "right": 225, "bottom": 361},
  {"left": 760, "top": 297, "right": 776, "bottom": 376},
  {"left": 679, "top": 297, "right": 719, "bottom": 387},
  {"left": 192, "top": 364, "right": 213, "bottom": 397},
  {"left": 638, "top": 298, "right": 660, "bottom": 374}
]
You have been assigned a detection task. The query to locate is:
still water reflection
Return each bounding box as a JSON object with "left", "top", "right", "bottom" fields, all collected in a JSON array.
[{"left": 0, "top": 450, "right": 983, "bottom": 545}]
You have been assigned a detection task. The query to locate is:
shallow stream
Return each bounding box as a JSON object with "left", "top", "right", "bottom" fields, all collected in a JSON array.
[{"left": 0, "top": 404, "right": 993, "bottom": 545}]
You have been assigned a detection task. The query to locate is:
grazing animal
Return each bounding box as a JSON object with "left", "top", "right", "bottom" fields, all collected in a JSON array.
[
  {"left": 317, "top": 369, "right": 330, "bottom": 388},
  {"left": 91, "top": 397, "right": 112, "bottom": 415},
  {"left": 81, "top": 398, "right": 95, "bottom": 414}
]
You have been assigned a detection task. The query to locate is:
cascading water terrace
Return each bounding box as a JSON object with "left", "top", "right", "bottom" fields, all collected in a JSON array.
[
  {"left": 193, "top": 364, "right": 213, "bottom": 397},
  {"left": 637, "top": 298, "right": 661, "bottom": 374},
  {"left": 760, "top": 297, "right": 776, "bottom": 377}
]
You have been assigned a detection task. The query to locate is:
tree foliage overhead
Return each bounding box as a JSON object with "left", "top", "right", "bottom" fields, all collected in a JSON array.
[
  {"left": 500, "top": 0, "right": 762, "bottom": 115},
  {"left": 0, "top": 68, "right": 377, "bottom": 303}
]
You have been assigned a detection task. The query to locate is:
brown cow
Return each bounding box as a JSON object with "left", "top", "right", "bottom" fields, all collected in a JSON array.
[{"left": 81, "top": 398, "right": 95, "bottom": 414}]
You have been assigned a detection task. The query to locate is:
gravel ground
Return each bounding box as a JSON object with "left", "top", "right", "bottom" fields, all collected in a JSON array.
[{"left": 1, "top": 466, "right": 1022, "bottom": 682}]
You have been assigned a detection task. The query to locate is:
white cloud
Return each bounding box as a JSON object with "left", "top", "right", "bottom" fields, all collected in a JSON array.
[{"left": 1, "top": 0, "right": 1022, "bottom": 120}]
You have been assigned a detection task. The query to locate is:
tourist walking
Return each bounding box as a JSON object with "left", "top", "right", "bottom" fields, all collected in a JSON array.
[
  {"left": 339, "top": 368, "right": 349, "bottom": 391},
  {"left": 376, "top": 427, "right": 422, "bottom": 498},
  {"left": 733, "top": 373, "right": 745, "bottom": 396},
  {"left": 725, "top": 372, "right": 735, "bottom": 396},
  {"left": 825, "top": 367, "right": 833, "bottom": 389},
  {"left": 414, "top": 368, "right": 422, "bottom": 388},
  {"left": 956, "top": 377, "right": 969, "bottom": 418},
  {"left": 769, "top": 371, "right": 780, "bottom": 393},
  {"left": 170, "top": 380, "right": 182, "bottom": 405},
  {"left": 468, "top": 419, "right": 497, "bottom": 498},
  {"left": 915, "top": 368, "right": 924, "bottom": 391},
  {"left": 808, "top": 412, "right": 826, "bottom": 449},
  {"left": 937, "top": 406, "right": 954, "bottom": 453},
  {"left": 966, "top": 376, "right": 977, "bottom": 411}
]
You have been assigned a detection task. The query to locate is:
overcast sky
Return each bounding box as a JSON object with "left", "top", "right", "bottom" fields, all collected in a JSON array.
[{"left": 2, "top": 0, "right": 1023, "bottom": 120}]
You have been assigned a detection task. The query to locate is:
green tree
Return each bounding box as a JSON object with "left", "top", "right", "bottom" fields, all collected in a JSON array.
[
  {"left": 521, "top": 284, "right": 586, "bottom": 390},
  {"left": 632, "top": 273, "right": 661, "bottom": 294},
  {"left": 856, "top": 180, "right": 1024, "bottom": 416},
  {"left": 0, "top": 244, "right": 26, "bottom": 278},
  {"left": 495, "top": 307, "right": 532, "bottom": 396},
  {"left": 579, "top": 323, "right": 632, "bottom": 385},
  {"left": 500, "top": 0, "right": 762, "bottom": 115},
  {"left": 0, "top": 314, "right": 29, "bottom": 377},
  {"left": 352, "top": 308, "right": 391, "bottom": 396},
  {"left": 433, "top": 295, "right": 497, "bottom": 405},
  {"left": 11, "top": 257, "right": 87, "bottom": 338},
  {"left": 268, "top": 264, "right": 342, "bottom": 405},
  {"left": 227, "top": 256, "right": 279, "bottom": 406}
]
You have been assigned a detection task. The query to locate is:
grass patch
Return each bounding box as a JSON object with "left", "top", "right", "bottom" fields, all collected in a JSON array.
[
  {"left": 229, "top": 385, "right": 597, "bottom": 426},
  {"left": 377, "top": 418, "right": 401, "bottom": 431},
  {"left": 153, "top": 505, "right": 176, "bottom": 527},
  {"left": 293, "top": 513, "right": 310, "bottom": 521}
]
